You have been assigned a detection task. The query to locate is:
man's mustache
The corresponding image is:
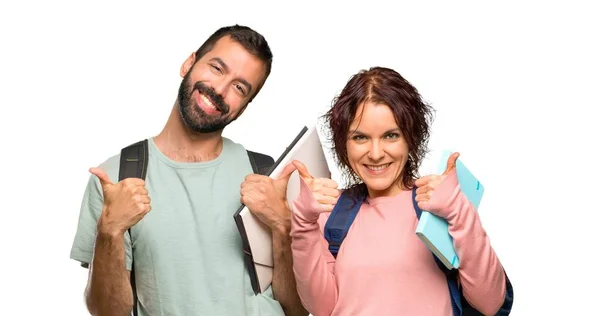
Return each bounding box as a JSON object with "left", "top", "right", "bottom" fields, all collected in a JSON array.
[{"left": 193, "top": 82, "right": 230, "bottom": 114}]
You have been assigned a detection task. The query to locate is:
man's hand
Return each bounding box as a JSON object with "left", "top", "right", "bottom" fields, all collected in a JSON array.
[
  {"left": 414, "top": 152, "right": 460, "bottom": 210},
  {"left": 240, "top": 163, "right": 297, "bottom": 234},
  {"left": 89, "top": 167, "right": 151, "bottom": 236},
  {"left": 292, "top": 160, "right": 340, "bottom": 212}
]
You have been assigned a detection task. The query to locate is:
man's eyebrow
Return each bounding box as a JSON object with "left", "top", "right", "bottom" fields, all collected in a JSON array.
[{"left": 210, "top": 57, "right": 253, "bottom": 94}]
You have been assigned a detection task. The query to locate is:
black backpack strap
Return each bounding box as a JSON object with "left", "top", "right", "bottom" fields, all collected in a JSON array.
[
  {"left": 324, "top": 191, "right": 365, "bottom": 258},
  {"left": 246, "top": 150, "right": 274, "bottom": 175},
  {"left": 118, "top": 139, "right": 149, "bottom": 316},
  {"left": 119, "top": 139, "right": 149, "bottom": 181}
]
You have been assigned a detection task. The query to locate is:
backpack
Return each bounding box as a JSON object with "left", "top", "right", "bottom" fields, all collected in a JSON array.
[
  {"left": 117, "top": 139, "right": 275, "bottom": 316},
  {"left": 324, "top": 187, "right": 514, "bottom": 316}
]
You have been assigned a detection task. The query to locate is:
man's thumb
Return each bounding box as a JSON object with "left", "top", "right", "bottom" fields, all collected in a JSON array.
[{"left": 89, "top": 167, "right": 113, "bottom": 189}]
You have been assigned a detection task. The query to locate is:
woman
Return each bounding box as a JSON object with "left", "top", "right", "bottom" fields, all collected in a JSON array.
[{"left": 289, "top": 67, "right": 509, "bottom": 315}]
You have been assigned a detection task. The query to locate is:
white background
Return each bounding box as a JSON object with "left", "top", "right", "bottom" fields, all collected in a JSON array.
[{"left": 1, "top": 0, "right": 598, "bottom": 315}]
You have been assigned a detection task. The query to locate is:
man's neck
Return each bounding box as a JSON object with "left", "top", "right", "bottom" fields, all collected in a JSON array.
[{"left": 154, "top": 104, "right": 224, "bottom": 163}]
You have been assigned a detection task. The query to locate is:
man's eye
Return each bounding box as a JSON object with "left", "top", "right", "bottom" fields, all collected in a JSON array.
[{"left": 235, "top": 84, "right": 245, "bottom": 94}]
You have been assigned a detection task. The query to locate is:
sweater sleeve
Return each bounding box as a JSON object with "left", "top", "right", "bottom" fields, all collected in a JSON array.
[
  {"left": 290, "top": 177, "right": 338, "bottom": 316},
  {"left": 427, "top": 170, "right": 507, "bottom": 315}
]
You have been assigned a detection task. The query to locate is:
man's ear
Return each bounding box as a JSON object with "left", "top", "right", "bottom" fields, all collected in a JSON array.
[{"left": 180, "top": 52, "right": 196, "bottom": 78}]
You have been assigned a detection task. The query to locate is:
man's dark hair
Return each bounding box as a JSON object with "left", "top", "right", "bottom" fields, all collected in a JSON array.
[{"left": 194, "top": 24, "right": 273, "bottom": 101}]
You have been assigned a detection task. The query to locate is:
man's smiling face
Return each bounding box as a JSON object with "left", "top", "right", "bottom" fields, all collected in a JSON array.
[{"left": 177, "top": 35, "right": 267, "bottom": 133}]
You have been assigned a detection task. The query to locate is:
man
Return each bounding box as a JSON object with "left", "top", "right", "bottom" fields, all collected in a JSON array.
[{"left": 70, "top": 25, "right": 308, "bottom": 316}]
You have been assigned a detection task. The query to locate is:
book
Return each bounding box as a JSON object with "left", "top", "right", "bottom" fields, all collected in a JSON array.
[
  {"left": 415, "top": 150, "right": 485, "bottom": 270},
  {"left": 234, "top": 125, "right": 331, "bottom": 294}
]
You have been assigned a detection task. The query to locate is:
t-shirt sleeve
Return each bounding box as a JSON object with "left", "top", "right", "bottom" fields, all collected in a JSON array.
[{"left": 69, "top": 174, "right": 133, "bottom": 271}]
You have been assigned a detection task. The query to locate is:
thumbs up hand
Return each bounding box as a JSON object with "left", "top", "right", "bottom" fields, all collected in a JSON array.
[
  {"left": 414, "top": 152, "right": 460, "bottom": 211},
  {"left": 90, "top": 167, "right": 151, "bottom": 236},
  {"left": 292, "top": 160, "right": 340, "bottom": 212},
  {"left": 240, "top": 162, "right": 299, "bottom": 233}
]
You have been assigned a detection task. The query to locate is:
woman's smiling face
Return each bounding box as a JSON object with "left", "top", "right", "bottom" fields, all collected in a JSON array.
[{"left": 346, "top": 101, "right": 409, "bottom": 198}]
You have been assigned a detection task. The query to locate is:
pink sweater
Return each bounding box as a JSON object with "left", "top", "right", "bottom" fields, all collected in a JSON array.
[{"left": 290, "top": 170, "right": 506, "bottom": 316}]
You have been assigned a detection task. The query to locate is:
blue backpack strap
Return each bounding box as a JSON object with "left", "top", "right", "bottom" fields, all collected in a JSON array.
[
  {"left": 412, "top": 187, "right": 463, "bottom": 316},
  {"left": 324, "top": 191, "right": 365, "bottom": 258},
  {"left": 494, "top": 272, "right": 514, "bottom": 315}
]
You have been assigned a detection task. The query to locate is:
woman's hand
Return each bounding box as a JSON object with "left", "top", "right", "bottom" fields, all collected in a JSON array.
[
  {"left": 414, "top": 152, "right": 460, "bottom": 210},
  {"left": 292, "top": 160, "right": 340, "bottom": 212}
]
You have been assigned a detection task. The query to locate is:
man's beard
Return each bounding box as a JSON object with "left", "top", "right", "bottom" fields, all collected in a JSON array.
[{"left": 177, "top": 72, "right": 235, "bottom": 134}]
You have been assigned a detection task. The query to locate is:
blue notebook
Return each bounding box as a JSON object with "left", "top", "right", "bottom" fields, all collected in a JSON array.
[{"left": 415, "top": 150, "right": 484, "bottom": 270}]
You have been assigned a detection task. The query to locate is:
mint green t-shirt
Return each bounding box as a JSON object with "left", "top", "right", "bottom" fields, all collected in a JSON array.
[{"left": 70, "top": 137, "right": 285, "bottom": 316}]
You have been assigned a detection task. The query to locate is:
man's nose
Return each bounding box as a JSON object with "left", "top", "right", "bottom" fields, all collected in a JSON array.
[{"left": 211, "top": 78, "right": 228, "bottom": 99}]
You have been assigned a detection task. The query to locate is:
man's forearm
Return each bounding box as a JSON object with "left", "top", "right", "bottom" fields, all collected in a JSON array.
[
  {"left": 86, "top": 230, "right": 133, "bottom": 316},
  {"left": 271, "top": 225, "right": 308, "bottom": 316}
]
